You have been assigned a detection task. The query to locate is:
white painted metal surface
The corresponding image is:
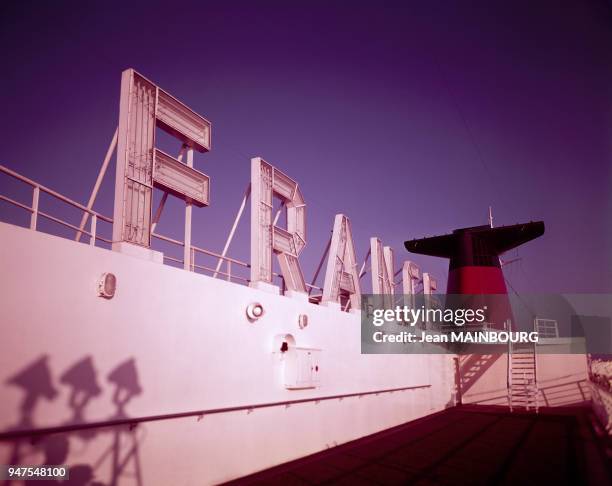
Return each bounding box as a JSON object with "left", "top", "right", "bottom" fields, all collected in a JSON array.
[
  {"left": 250, "top": 157, "right": 307, "bottom": 294},
  {"left": 112, "top": 69, "right": 211, "bottom": 250},
  {"left": 0, "top": 222, "right": 453, "bottom": 485},
  {"left": 370, "top": 237, "right": 394, "bottom": 295},
  {"left": 322, "top": 214, "right": 362, "bottom": 310},
  {"left": 402, "top": 260, "right": 420, "bottom": 296},
  {"left": 423, "top": 272, "right": 437, "bottom": 295},
  {"left": 282, "top": 345, "right": 322, "bottom": 390},
  {"left": 402, "top": 260, "right": 421, "bottom": 308},
  {"left": 153, "top": 149, "right": 209, "bottom": 207}
]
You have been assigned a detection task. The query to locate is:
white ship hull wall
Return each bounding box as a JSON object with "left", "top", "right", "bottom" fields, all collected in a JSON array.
[{"left": 0, "top": 222, "right": 456, "bottom": 485}]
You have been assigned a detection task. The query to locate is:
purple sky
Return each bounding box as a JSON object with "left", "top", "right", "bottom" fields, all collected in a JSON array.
[{"left": 1, "top": 1, "right": 611, "bottom": 293}]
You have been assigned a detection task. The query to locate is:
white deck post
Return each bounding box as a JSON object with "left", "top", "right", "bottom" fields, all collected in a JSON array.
[
  {"left": 184, "top": 147, "right": 194, "bottom": 271},
  {"left": 30, "top": 186, "right": 40, "bottom": 230},
  {"left": 90, "top": 214, "right": 97, "bottom": 246}
]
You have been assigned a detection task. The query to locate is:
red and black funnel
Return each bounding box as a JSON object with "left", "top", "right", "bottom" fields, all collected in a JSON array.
[{"left": 405, "top": 221, "right": 544, "bottom": 329}]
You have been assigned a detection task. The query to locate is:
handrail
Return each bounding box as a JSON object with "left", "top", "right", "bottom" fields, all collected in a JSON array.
[
  {"left": 152, "top": 231, "right": 250, "bottom": 268},
  {"left": 192, "top": 262, "right": 250, "bottom": 283},
  {"left": 0, "top": 194, "right": 32, "bottom": 213},
  {"left": 533, "top": 318, "right": 538, "bottom": 411},
  {"left": 0, "top": 164, "right": 113, "bottom": 223},
  {"left": 0, "top": 164, "right": 296, "bottom": 289},
  {"left": 0, "top": 165, "right": 249, "bottom": 272},
  {"left": 153, "top": 231, "right": 289, "bottom": 287},
  {"left": 0, "top": 384, "right": 431, "bottom": 440}
]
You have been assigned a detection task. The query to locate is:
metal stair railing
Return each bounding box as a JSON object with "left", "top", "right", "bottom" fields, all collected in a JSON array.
[{"left": 507, "top": 319, "right": 539, "bottom": 413}]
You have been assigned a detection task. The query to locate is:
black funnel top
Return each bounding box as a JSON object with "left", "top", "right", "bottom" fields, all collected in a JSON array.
[{"left": 404, "top": 221, "right": 545, "bottom": 270}]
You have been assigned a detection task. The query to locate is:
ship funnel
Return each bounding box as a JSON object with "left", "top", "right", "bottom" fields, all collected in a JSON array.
[{"left": 405, "top": 221, "right": 544, "bottom": 329}]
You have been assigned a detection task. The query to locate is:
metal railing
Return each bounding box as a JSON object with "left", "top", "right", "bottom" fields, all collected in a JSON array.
[
  {"left": 0, "top": 384, "right": 431, "bottom": 440},
  {"left": 534, "top": 318, "right": 559, "bottom": 338},
  {"left": 152, "top": 231, "right": 252, "bottom": 284},
  {"left": 0, "top": 164, "right": 113, "bottom": 245},
  {"left": 0, "top": 164, "right": 325, "bottom": 291}
]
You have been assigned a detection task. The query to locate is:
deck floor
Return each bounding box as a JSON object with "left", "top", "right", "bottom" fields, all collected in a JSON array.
[{"left": 227, "top": 405, "right": 611, "bottom": 485}]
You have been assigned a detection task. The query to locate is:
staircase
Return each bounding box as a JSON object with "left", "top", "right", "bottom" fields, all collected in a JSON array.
[{"left": 507, "top": 340, "right": 539, "bottom": 412}]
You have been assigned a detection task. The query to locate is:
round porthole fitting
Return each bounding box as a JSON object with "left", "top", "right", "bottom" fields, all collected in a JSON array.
[
  {"left": 246, "top": 302, "right": 265, "bottom": 321},
  {"left": 97, "top": 272, "right": 116, "bottom": 299}
]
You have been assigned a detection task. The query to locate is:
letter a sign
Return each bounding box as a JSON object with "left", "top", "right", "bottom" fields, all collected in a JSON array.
[{"left": 322, "top": 214, "right": 362, "bottom": 310}]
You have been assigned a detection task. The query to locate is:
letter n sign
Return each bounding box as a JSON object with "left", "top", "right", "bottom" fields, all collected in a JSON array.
[
  {"left": 250, "top": 157, "right": 307, "bottom": 293},
  {"left": 371, "top": 237, "right": 394, "bottom": 295}
]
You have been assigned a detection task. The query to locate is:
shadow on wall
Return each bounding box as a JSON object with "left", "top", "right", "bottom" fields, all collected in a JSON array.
[
  {"left": 448, "top": 354, "right": 502, "bottom": 407},
  {"left": 2, "top": 355, "right": 144, "bottom": 486},
  {"left": 465, "top": 379, "right": 592, "bottom": 408},
  {"left": 451, "top": 351, "right": 593, "bottom": 409},
  {"left": 539, "top": 379, "right": 591, "bottom": 407}
]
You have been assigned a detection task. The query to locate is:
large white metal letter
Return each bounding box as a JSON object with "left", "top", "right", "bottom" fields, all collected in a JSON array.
[
  {"left": 422, "top": 272, "right": 437, "bottom": 330},
  {"left": 402, "top": 260, "right": 420, "bottom": 308},
  {"left": 250, "top": 157, "right": 307, "bottom": 293},
  {"left": 113, "top": 68, "right": 211, "bottom": 250},
  {"left": 370, "top": 238, "right": 394, "bottom": 295},
  {"left": 322, "top": 214, "right": 362, "bottom": 310},
  {"left": 402, "top": 261, "right": 420, "bottom": 295},
  {"left": 423, "top": 272, "right": 437, "bottom": 295}
]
